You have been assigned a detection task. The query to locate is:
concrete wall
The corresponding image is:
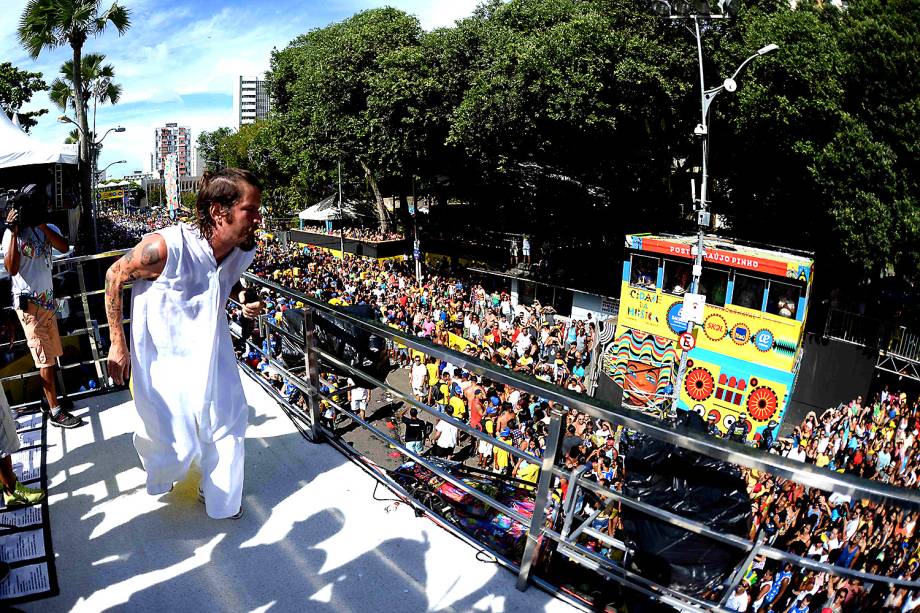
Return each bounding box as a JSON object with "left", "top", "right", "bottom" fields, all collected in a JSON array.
[{"left": 571, "top": 291, "right": 618, "bottom": 322}]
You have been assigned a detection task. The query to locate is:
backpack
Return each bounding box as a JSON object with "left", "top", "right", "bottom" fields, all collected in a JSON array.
[{"left": 431, "top": 384, "right": 445, "bottom": 402}]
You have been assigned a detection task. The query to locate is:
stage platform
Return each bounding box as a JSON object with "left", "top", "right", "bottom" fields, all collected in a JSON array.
[{"left": 24, "top": 369, "right": 576, "bottom": 612}]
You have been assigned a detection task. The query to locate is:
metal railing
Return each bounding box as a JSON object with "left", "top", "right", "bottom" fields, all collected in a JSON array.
[
  {"left": 242, "top": 272, "right": 920, "bottom": 611},
  {"left": 825, "top": 307, "right": 920, "bottom": 363},
  {"left": 0, "top": 249, "right": 128, "bottom": 410},
  {"left": 11, "top": 254, "right": 920, "bottom": 610}
]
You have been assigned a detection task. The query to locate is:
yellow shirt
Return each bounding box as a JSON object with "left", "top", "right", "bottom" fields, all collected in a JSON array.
[
  {"left": 517, "top": 461, "right": 539, "bottom": 488},
  {"left": 495, "top": 438, "right": 512, "bottom": 468},
  {"left": 448, "top": 396, "right": 466, "bottom": 420},
  {"left": 426, "top": 363, "right": 439, "bottom": 385}
]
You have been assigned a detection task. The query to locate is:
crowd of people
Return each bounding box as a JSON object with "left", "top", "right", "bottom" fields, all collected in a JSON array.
[
  {"left": 241, "top": 237, "right": 600, "bottom": 485},
  {"left": 248, "top": 238, "right": 599, "bottom": 384},
  {"left": 96, "top": 209, "right": 176, "bottom": 251},
  {"left": 299, "top": 224, "right": 403, "bottom": 242},
  {"left": 721, "top": 389, "right": 920, "bottom": 612},
  {"left": 103, "top": 210, "right": 920, "bottom": 612}
]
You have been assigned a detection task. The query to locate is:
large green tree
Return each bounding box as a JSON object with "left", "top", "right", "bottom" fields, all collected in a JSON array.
[
  {"left": 706, "top": 0, "right": 919, "bottom": 289},
  {"left": 269, "top": 7, "right": 425, "bottom": 231},
  {"left": 196, "top": 126, "right": 235, "bottom": 172},
  {"left": 225, "top": 0, "right": 918, "bottom": 301},
  {"left": 0, "top": 61, "right": 48, "bottom": 132},
  {"left": 18, "top": 0, "right": 131, "bottom": 250},
  {"left": 441, "top": 0, "right": 695, "bottom": 236}
]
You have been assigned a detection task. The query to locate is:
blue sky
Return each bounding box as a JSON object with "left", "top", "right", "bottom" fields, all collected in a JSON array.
[{"left": 1, "top": 0, "right": 479, "bottom": 176}]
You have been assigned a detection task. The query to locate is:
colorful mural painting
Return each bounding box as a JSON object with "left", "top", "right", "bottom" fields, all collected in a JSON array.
[
  {"left": 603, "top": 329, "right": 679, "bottom": 408},
  {"left": 610, "top": 233, "right": 814, "bottom": 442}
]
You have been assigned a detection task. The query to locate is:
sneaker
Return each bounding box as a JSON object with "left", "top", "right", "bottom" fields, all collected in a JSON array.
[
  {"left": 4, "top": 482, "right": 46, "bottom": 507},
  {"left": 49, "top": 408, "right": 85, "bottom": 429},
  {"left": 40, "top": 396, "right": 74, "bottom": 414}
]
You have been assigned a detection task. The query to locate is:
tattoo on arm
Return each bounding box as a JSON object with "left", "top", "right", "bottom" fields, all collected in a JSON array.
[
  {"left": 106, "top": 238, "right": 165, "bottom": 343},
  {"left": 104, "top": 264, "right": 126, "bottom": 341},
  {"left": 140, "top": 243, "right": 161, "bottom": 266}
]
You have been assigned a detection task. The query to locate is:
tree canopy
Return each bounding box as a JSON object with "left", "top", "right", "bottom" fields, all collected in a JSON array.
[
  {"left": 0, "top": 61, "right": 48, "bottom": 131},
  {"left": 201, "top": 0, "right": 919, "bottom": 294}
]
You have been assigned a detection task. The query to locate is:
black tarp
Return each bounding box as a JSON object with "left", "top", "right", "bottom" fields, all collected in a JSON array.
[
  {"left": 279, "top": 304, "right": 389, "bottom": 385},
  {"left": 620, "top": 411, "right": 752, "bottom": 596}
]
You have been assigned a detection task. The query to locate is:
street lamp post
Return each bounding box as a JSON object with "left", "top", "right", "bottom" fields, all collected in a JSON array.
[
  {"left": 668, "top": 18, "right": 778, "bottom": 418},
  {"left": 337, "top": 159, "right": 345, "bottom": 260},
  {"left": 59, "top": 117, "right": 125, "bottom": 251}
]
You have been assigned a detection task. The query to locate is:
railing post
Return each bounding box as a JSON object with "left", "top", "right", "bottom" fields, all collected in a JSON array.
[
  {"left": 516, "top": 405, "right": 565, "bottom": 591},
  {"left": 301, "top": 306, "right": 324, "bottom": 442},
  {"left": 76, "top": 259, "right": 105, "bottom": 383},
  {"left": 719, "top": 532, "right": 765, "bottom": 608},
  {"left": 560, "top": 465, "right": 591, "bottom": 540}
]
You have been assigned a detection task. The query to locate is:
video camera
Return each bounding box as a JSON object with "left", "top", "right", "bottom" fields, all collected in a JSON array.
[{"left": 1, "top": 184, "right": 48, "bottom": 229}]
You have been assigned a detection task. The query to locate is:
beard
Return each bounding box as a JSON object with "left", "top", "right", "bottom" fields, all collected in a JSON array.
[{"left": 239, "top": 228, "right": 258, "bottom": 251}]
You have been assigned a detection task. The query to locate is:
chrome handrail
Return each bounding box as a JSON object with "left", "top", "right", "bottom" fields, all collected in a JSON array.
[
  {"left": 244, "top": 272, "right": 920, "bottom": 511},
  {"left": 240, "top": 271, "right": 920, "bottom": 609}
]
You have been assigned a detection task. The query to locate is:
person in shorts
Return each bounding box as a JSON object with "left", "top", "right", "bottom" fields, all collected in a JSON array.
[
  {"left": 410, "top": 355, "right": 428, "bottom": 402},
  {"left": 2, "top": 204, "right": 83, "bottom": 428},
  {"left": 348, "top": 377, "right": 368, "bottom": 421},
  {"left": 401, "top": 408, "right": 426, "bottom": 455},
  {"left": 430, "top": 412, "right": 459, "bottom": 459}
]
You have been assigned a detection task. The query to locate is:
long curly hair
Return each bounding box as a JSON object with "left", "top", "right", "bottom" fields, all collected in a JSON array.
[{"left": 193, "top": 168, "right": 262, "bottom": 242}]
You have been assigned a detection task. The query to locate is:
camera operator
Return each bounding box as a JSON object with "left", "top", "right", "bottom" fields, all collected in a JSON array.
[{"left": 1, "top": 193, "right": 84, "bottom": 428}]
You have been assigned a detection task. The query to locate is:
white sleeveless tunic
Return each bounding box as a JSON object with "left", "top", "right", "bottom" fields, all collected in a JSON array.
[{"left": 129, "top": 223, "right": 255, "bottom": 515}]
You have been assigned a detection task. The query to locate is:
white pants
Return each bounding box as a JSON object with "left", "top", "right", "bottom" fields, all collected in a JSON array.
[{"left": 134, "top": 408, "right": 245, "bottom": 519}]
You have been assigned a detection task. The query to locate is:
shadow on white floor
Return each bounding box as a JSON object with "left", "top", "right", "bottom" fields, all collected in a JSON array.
[{"left": 24, "top": 369, "right": 577, "bottom": 613}]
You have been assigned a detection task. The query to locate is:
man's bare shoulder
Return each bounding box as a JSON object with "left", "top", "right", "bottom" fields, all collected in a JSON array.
[{"left": 115, "top": 233, "right": 168, "bottom": 281}]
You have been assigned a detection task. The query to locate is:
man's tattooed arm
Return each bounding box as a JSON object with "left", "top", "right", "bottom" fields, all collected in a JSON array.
[{"left": 104, "top": 235, "right": 167, "bottom": 384}]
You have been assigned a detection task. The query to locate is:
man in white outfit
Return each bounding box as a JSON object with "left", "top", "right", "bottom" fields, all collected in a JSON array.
[{"left": 104, "top": 168, "right": 263, "bottom": 519}]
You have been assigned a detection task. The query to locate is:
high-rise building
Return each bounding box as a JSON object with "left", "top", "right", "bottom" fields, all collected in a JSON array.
[
  {"left": 153, "top": 123, "right": 192, "bottom": 176},
  {"left": 237, "top": 75, "right": 271, "bottom": 127},
  {"left": 191, "top": 143, "right": 206, "bottom": 177}
]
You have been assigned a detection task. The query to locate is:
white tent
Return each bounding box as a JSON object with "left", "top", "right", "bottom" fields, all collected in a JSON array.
[
  {"left": 0, "top": 112, "right": 78, "bottom": 169},
  {"left": 298, "top": 194, "right": 363, "bottom": 222}
]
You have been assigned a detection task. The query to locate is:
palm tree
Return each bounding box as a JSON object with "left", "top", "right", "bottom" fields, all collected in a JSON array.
[
  {"left": 51, "top": 53, "right": 122, "bottom": 143},
  {"left": 65, "top": 128, "right": 95, "bottom": 144},
  {"left": 18, "top": 0, "right": 131, "bottom": 249}
]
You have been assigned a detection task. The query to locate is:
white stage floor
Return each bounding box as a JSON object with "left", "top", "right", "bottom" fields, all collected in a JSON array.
[{"left": 24, "top": 369, "right": 577, "bottom": 613}]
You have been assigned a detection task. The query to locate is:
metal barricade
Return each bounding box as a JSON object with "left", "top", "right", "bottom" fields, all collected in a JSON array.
[
  {"left": 241, "top": 272, "right": 920, "bottom": 611},
  {"left": 0, "top": 249, "right": 128, "bottom": 410}
]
